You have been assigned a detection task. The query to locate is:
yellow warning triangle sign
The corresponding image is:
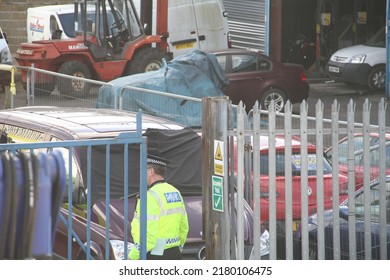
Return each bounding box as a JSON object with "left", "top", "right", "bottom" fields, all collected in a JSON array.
[{"left": 215, "top": 143, "right": 223, "bottom": 161}]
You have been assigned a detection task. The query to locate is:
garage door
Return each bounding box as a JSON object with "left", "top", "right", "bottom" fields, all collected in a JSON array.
[{"left": 223, "top": 0, "right": 266, "bottom": 52}]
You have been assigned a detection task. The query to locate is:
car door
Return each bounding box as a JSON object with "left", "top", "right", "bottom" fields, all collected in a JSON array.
[{"left": 216, "top": 52, "right": 271, "bottom": 108}]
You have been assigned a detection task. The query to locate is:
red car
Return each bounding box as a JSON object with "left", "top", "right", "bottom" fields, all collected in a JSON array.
[
  {"left": 324, "top": 133, "right": 390, "bottom": 189},
  {"left": 234, "top": 135, "right": 349, "bottom": 258},
  {"left": 212, "top": 48, "right": 310, "bottom": 112}
]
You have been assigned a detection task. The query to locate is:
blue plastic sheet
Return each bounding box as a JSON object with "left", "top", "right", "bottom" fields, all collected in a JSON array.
[{"left": 95, "top": 50, "right": 229, "bottom": 127}]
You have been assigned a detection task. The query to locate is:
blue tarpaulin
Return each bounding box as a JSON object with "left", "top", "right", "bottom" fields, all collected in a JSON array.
[{"left": 95, "top": 50, "right": 229, "bottom": 127}]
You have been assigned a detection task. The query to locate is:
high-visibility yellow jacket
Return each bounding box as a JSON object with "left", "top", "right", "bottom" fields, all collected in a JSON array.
[{"left": 129, "top": 181, "right": 189, "bottom": 260}]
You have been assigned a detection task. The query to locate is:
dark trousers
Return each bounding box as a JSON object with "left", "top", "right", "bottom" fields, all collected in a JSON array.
[{"left": 147, "top": 246, "right": 182, "bottom": 260}]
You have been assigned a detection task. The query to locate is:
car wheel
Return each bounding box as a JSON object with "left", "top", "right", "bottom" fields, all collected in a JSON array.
[
  {"left": 260, "top": 88, "right": 287, "bottom": 112},
  {"left": 367, "top": 65, "right": 385, "bottom": 90},
  {"left": 57, "top": 61, "right": 92, "bottom": 97},
  {"left": 125, "top": 48, "right": 171, "bottom": 75}
]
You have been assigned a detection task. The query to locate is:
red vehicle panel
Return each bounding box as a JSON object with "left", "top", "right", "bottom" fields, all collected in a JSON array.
[{"left": 234, "top": 135, "right": 349, "bottom": 232}]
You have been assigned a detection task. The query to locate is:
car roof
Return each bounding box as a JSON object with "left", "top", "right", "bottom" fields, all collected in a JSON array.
[
  {"left": 233, "top": 135, "right": 316, "bottom": 154},
  {"left": 258, "top": 135, "right": 316, "bottom": 150},
  {"left": 210, "top": 48, "right": 262, "bottom": 56},
  {"left": 0, "top": 106, "right": 184, "bottom": 140},
  {"left": 324, "top": 132, "right": 390, "bottom": 153}
]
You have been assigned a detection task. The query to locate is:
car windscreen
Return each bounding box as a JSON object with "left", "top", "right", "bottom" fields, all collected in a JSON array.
[
  {"left": 259, "top": 153, "right": 333, "bottom": 176},
  {"left": 364, "top": 26, "right": 385, "bottom": 48}
]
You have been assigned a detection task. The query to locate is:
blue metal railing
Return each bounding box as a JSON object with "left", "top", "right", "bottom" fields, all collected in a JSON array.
[{"left": 0, "top": 112, "right": 148, "bottom": 260}]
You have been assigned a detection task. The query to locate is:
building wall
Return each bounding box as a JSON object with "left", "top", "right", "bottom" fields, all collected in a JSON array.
[{"left": 0, "top": 0, "right": 72, "bottom": 56}]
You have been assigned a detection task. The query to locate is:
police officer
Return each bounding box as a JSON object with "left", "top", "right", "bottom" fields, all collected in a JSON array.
[{"left": 129, "top": 154, "right": 189, "bottom": 260}]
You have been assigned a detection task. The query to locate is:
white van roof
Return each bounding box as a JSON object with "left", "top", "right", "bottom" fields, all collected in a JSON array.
[{"left": 28, "top": 4, "right": 74, "bottom": 15}]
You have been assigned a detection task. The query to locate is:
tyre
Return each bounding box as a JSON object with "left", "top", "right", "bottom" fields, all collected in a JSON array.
[
  {"left": 367, "top": 65, "right": 385, "bottom": 90},
  {"left": 57, "top": 61, "right": 91, "bottom": 97},
  {"left": 125, "top": 48, "right": 170, "bottom": 75},
  {"left": 308, "top": 243, "right": 318, "bottom": 260},
  {"left": 260, "top": 88, "right": 287, "bottom": 112},
  {"left": 34, "top": 83, "right": 55, "bottom": 96}
]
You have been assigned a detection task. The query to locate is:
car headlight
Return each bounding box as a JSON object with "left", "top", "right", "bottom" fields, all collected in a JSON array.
[
  {"left": 1, "top": 48, "right": 12, "bottom": 64},
  {"left": 350, "top": 54, "right": 366, "bottom": 64},
  {"left": 249, "top": 229, "right": 270, "bottom": 259},
  {"left": 110, "top": 240, "right": 134, "bottom": 260}
]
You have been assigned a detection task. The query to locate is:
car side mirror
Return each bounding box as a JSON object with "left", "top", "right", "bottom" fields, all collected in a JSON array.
[{"left": 339, "top": 206, "right": 349, "bottom": 221}]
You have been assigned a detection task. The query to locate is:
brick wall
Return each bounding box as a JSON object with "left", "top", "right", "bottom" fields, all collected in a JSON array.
[{"left": 0, "top": 0, "right": 72, "bottom": 56}]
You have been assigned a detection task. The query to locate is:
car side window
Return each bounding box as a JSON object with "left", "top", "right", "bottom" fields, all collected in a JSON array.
[
  {"left": 216, "top": 55, "right": 227, "bottom": 72},
  {"left": 50, "top": 15, "right": 60, "bottom": 35},
  {"left": 259, "top": 153, "right": 332, "bottom": 176},
  {"left": 50, "top": 137, "right": 85, "bottom": 204},
  {"left": 231, "top": 54, "right": 257, "bottom": 73},
  {"left": 387, "top": 145, "right": 390, "bottom": 167},
  {"left": 0, "top": 125, "right": 47, "bottom": 161},
  {"left": 259, "top": 154, "right": 285, "bottom": 175},
  {"left": 337, "top": 136, "right": 364, "bottom": 165},
  {"left": 366, "top": 141, "right": 389, "bottom": 167},
  {"left": 354, "top": 182, "right": 390, "bottom": 223},
  {"left": 1, "top": 124, "right": 46, "bottom": 146},
  {"left": 337, "top": 140, "right": 348, "bottom": 165}
]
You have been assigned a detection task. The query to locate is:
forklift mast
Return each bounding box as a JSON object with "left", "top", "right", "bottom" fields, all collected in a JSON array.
[{"left": 74, "top": 0, "right": 146, "bottom": 57}]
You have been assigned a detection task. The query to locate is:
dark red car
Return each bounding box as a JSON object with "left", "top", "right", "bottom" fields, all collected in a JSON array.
[{"left": 212, "top": 48, "right": 310, "bottom": 112}]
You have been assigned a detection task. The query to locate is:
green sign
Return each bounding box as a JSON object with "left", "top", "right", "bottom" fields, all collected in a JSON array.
[{"left": 212, "top": 175, "right": 223, "bottom": 212}]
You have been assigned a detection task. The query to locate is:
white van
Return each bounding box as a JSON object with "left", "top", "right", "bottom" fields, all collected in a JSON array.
[
  {"left": 27, "top": 5, "right": 75, "bottom": 42},
  {"left": 326, "top": 27, "right": 385, "bottom": 90},
  {"left": 0, "top": 27, "right": 12, "bottom": 65},
  {"left": 133, "top": 0, "right": 230, "bottom": 57},
  {"left": 26, "top": 0, "right": 229, "bottom": 58},
  {"left": 0, "top": 26, "right": 13, "bottom": 87}
]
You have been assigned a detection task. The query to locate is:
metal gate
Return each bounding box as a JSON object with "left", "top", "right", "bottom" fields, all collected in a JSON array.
[
  {"left": 202, "top": 97, "right": 389, "bottom": 260},
  {"left": 0, "top": 113, "right": 148, "bottom": 260}
]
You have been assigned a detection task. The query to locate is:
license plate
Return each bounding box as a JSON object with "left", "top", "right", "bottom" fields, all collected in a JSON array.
[
  {"left": 174, "top": 42, "right": 196, "bottom": 50},
  {"left": 328, "top": 66, "right": 340, "bottom": 73}
]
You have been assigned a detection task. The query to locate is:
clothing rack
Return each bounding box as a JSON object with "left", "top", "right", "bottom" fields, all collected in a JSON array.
[{"left": 0, "top": 150, "right": 66, "bottom": 260}]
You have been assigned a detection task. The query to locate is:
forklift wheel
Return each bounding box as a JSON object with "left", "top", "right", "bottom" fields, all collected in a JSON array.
[
  {"left": 125, "top": 48, "right": 170, "bottom": 76},
  {"left": 57, "top": 61, "right": 91, "bottom": 97}
]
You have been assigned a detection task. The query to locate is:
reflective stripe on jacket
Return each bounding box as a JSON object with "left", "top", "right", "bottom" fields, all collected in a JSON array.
[{"left": 129, "top": 182, "right": 189, "bottom": 260}]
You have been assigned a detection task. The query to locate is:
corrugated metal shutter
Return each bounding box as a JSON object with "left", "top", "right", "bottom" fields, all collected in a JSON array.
[{"left": 223, "top": 0, "right": 266, "bottom": 52}]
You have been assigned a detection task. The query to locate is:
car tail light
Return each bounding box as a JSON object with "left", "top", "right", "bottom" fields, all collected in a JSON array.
[{"left": 300, "top": 71, "right": 307, "bottom": 81}]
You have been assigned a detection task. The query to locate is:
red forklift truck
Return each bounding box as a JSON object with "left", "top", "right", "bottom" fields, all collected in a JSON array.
[{"left": 15, "top": 0, "right": 170, "bottom": 97}]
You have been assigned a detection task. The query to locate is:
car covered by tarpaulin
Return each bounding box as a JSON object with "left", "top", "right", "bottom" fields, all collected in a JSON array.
[
  {"left": 95, "top": 50, "right": 229, "bottom": 127},
  {"left": 86, "top": 128, "right": 255, "bottom": 259}
]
